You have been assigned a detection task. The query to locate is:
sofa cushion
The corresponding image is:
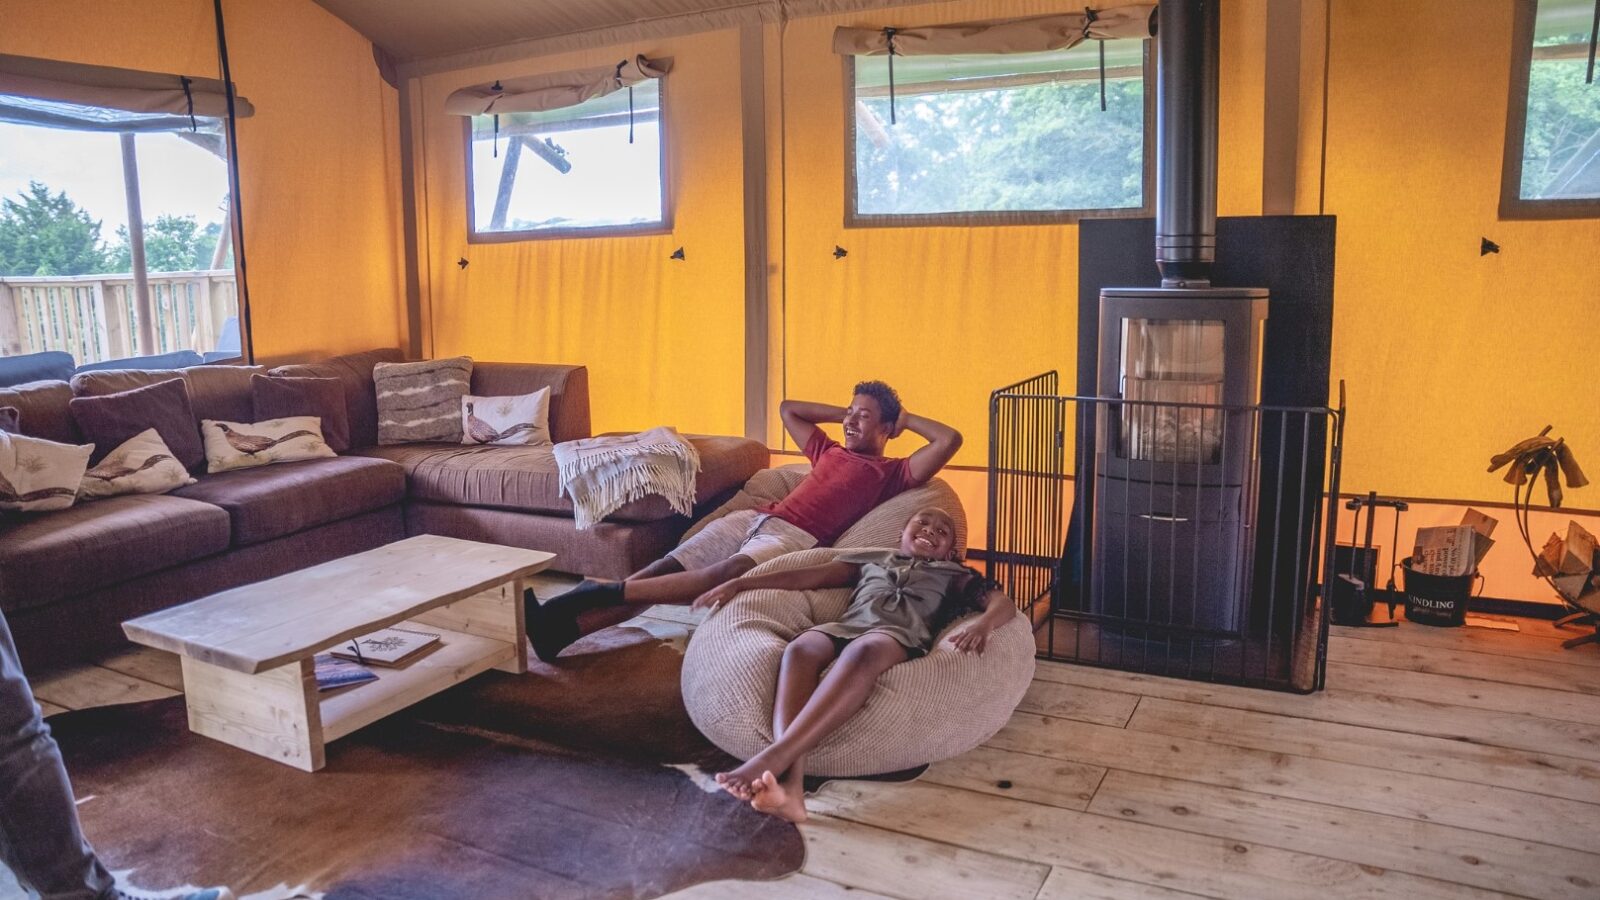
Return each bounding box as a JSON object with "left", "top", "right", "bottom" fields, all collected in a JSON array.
[
  {"left": 252, "top": 374, "right": 351, "bottom": 452},
  {"left": 0, "top": 407, "right": 16, "bottom": 433},
  {"left": 374, "top": 356, "right": 472, "bottom": 444},
  {"left": 470, "top": 362, "right": 591, "bottom": 444},
  {"left": 0, "top": 351, "right": 74, "bottom": 388},
  {"left": 0, "top": 381, "right": 79, "bottom": 444},
  {"left": 358, "top": 434, "right": 766, "bottom": 522},
  {"left": 0, "top": 494, "right": 231, "bottom": 612},
  {"left": 270, "top": 348, "right": 405, "bottom": 449},
  {"left": 71, "top": 364, "right": 266, "bottom": 426},
  {"left": 69, "top": 377, "right": 206, "bottom": 470},
  {"left": 171, "top": 455, "right": 404, "bottom": 546}
]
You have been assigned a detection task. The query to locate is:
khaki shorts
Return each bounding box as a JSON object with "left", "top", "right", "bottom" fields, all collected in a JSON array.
[{"left": 669, "top": 510, "right": 818, "bottom": 571}]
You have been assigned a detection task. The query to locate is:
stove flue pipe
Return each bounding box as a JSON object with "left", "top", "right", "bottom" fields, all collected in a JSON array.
[{"left": 1155, "top": 0, "right": 1221, "bottom": 287}]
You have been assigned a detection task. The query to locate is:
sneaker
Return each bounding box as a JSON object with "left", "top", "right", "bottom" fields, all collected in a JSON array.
[{"left": 115, "top": 887, "right": 233, "bottom": 900}]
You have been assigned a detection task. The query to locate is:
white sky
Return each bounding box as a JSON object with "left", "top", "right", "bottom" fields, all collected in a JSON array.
[
  {"left": 471, "top": 122, "right": 663, "bottom": 231},
  {"left": 0, "top": 121, "right": 231, "bottom": 236}
]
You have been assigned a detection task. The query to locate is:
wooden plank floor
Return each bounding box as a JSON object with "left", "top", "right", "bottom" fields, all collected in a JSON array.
[{"left": 17, "top": 590, "right": 1600, "bottom": 900}]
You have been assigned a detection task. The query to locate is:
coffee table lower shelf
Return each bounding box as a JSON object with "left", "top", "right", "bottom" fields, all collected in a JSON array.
[{"left": 181, "top": 624, "right": 518, "bottom": 772}]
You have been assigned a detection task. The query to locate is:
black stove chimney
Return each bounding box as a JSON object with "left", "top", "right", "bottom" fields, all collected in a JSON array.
[{"left": 1155, "top": 0, "right": 1221, "bottom": 287}]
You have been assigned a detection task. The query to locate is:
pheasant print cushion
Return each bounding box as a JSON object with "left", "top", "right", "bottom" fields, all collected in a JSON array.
[
  {"left": 201, "top": 416, "right": 335, "bottom": 473},
  {"left": 0, "top": 431, "right": 92, "bottom": 513},
  {"left": 461, "top": 388, "right": 552, "bottom": 447},
  {"left": 374, "top": 357, "right": 473, "bottom": 445},
  {"left": 78, "top": 428, "right": 196, "bottom": 501}
]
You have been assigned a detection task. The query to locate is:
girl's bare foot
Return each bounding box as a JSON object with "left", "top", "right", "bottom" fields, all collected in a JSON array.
[
  {"left": 749, "top": 770, "right": 807, "bottom": 823},
  {"left": 715, "top": 771, "right": 755, "bottom": 800}
]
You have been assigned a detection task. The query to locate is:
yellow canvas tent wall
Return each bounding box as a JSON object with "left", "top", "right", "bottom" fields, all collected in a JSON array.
[{"left": 1, "top": 0, "right": 407, "bottom": 366}]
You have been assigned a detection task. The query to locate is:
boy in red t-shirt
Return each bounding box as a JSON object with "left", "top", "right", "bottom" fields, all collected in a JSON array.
[{"left": 526, "top": 381, "right": 963, "bottom": 661}]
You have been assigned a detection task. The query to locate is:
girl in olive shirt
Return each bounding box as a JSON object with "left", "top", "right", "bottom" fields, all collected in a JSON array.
[{"left": 693, "top": 506, "right": 1015, "bottom": 823}]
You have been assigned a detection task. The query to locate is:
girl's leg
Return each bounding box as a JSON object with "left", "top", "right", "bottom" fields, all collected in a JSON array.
[
  {"left": 720, "top": 633, "right": 908, "bottom": 793},
  {"left": 717, "top": 632, "right": 836, "bottom": 802},
  {"left": 746, "top": 633, "right": 838, "bottom": 821}
]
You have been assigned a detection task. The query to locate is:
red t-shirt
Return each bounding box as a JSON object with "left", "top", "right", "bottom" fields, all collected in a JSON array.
[{"left": 760, "top": 429, "right": 922, "bottom": 545}]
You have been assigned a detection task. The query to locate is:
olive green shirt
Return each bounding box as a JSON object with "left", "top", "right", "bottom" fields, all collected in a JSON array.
[{"left": 810, "top": 550, "right": 978, "bottom": 655}]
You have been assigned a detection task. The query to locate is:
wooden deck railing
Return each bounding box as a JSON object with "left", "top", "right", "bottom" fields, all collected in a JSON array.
[{"left": 0, "top": 271, "right": 237, "bottom": 365}]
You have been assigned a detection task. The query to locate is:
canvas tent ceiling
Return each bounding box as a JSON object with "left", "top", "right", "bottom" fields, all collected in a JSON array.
[{"left": 311, "top": 0, "right": 958, "bottom": 71}]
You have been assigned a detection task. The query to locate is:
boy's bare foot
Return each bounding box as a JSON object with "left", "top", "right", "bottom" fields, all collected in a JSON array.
[
  {"left": 715, "top": 771, "right": 755, "bottom": 800},
  {"left": 750, "top": 770, "right": 807, "bottom": 823}
]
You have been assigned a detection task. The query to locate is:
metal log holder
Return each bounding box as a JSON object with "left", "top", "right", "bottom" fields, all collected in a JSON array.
[{"left": 987, "top": 372, "right": 1345, "bottom": 693}]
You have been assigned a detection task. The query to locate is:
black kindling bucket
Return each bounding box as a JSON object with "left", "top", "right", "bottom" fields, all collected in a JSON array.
[{"left": 1398, "top": 557, "right": 1478, "bottom": 627}]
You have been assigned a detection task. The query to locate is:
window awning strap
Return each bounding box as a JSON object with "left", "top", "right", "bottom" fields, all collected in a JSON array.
[
  {"left": 832, "top": 6, "right": 1155, "bottom": 58},
  {"left": 884, "top": 27, "right": 899, "bottom": 124},
  {"left": 180, "top": 76, "right": 197, "bottom": 131},
  {"left": 1587, "top": 0, "right": 1598, "bottom": 84},
  {"left": 445, "top": 55, "right": 671, "bottom": 117},
  {"left": 614, "top": 60, "right": 637, "bottom": 143}
]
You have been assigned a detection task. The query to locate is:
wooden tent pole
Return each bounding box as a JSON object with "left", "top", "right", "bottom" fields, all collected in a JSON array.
[{"left": 120, "top": 132, "right": 157, "bottom": 355}]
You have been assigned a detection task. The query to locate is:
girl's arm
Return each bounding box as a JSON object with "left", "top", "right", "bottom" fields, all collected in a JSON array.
[
  {"left": 691, "top": 561, "right": 860, "bottom": 611},
  {"left": 948, "top": 586, "right": 1017, "bottom": 654}
]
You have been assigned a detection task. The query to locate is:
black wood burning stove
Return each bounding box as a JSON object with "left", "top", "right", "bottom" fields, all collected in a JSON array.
[{"left": 1092, "top": 288, "right": 1267, "bottom": 632}]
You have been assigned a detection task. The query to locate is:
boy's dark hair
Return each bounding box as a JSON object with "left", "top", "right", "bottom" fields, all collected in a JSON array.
[{"left": 852, "top": 380, "right": 903, "bottom": 426}]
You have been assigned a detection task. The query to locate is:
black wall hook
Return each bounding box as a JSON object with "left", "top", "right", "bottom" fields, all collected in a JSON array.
[
  {"left": 670, "top": 247, "right": 685, "bottom": 261},
  {"left": 1480, "top": 237, "right": 1500, "bottom": 256},
  {"left": 833, "top": 245, "right": 849, "bottom": 259},
  {"left": 457, "top": 257, "right": 469, "bottom": 269}
]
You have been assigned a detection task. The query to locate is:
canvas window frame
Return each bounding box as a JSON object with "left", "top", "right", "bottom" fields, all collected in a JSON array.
[
  {"left": 842, "top": 41, "right": 1156, "bottom": 229},
  {"left": 1499, "top": 0, "right": 1600, "bottom": 220},
  {"left": 463, "top": 79, "right": 674, "bottom": 244}
]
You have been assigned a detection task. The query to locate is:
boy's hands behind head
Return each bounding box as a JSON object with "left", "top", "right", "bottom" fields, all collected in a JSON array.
[{"left": 890, "top": 407, "right": 911, "bottom": 439}]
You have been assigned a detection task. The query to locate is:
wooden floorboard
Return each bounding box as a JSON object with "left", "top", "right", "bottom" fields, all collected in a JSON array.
[
  {"left": 1088, "top": 769, "right": 1598, "bottom": 900},
  {"left": 1329, "top": 633, "right": 1600, "bottom": 693},
  {"left": 994, "top": 705, "right": 1600, "bottom": 854},
  {"left": 1127, "top": 695, "right": 1600, "bottom": 802},
  {"left": 95, "top": 646, "right": 184, "bottom": 691},
  {"left": 800, "top": 814, "right": 1051, "bottom": 900},
  {"left": 1033, "top": 659, "right": 1600, "bottom": 762},
  {"left": 25, "top": 611, "right": 1600, "bottom": 900},
  {"left": 29, "top": 663, "right": 177, "bottom": 710},
  {"left": 1033, "top": 866, "right": 1210, "bottom": 899},
  {"left": 919, "top": 745, "right": 1106, "bottom": 812},
  {"left": 1332, "top": 620, "right": 1600, "bottom": 668},
  {"left": 37, "top": 700, "right": 66, "bottom": 718},
  {"left": 810, "top": 780, "right": 1504, "bottom": 900}
]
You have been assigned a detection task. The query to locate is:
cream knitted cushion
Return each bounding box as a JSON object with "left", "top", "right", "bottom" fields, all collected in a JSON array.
[
  {"left": 681, "top": 546, "right": 1036, "bottom": 778},
  {"left": 680, "top": 464, "right": 970, "bottom": 555}
]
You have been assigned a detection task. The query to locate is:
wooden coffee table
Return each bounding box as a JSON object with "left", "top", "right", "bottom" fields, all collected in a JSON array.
[{"left": 123, "top": 535, "right": 554, "bottom": 771}]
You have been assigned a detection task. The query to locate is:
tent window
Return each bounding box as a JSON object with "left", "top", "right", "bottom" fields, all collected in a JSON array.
[
  {"left": 467, "top": 78, "right": 669, "bottom": 241},
  {"left": 0, "top": 95, "right": 243, "bottom": 367},
  {"left": 1501, "top": 0, "right": 1600, "bottom": 219},
  {"left": 846, "top": 39, "right": 1153, "bottom": 227}
]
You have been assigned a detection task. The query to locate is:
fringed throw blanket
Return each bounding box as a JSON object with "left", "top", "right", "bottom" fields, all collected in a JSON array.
[{"left": 554, "top": 426, "right": 701, "bottom": 529}]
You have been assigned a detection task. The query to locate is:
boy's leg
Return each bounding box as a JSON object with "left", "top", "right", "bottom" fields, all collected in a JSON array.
[
  {"left": 720, "top": 633, "right": 908, "bottom": 794},
  {"left": 0, "top": 611, "right": 116, "bottom": 900}
]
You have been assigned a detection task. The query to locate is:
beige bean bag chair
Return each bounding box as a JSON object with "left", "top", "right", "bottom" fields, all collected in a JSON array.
[{"left": 680, "top": 467, "right": 1036, "bottom": 777}]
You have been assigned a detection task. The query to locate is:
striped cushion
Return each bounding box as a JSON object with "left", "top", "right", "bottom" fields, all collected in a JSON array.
[{"left": 374, "top": 357, "right": 472, "bottom": 445}]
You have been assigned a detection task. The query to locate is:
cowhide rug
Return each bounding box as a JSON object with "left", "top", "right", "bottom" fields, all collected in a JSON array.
[{"left": 45, "top": 622, "right": 805, "bottom": 899}]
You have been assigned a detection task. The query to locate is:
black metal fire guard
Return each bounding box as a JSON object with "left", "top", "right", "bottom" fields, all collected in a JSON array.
[{"left": 986, "top": 371, "right": 1346, "bottom": 693}]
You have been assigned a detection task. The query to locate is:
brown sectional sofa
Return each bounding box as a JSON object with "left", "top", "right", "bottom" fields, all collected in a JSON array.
[{"left": 0, "top": 348, "right": 766, "bottom": 670}]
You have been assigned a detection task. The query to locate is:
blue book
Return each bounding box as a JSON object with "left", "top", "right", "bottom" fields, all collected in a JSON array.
[{"left": 314, "top": 653, "right": 377, "bottom": 692}]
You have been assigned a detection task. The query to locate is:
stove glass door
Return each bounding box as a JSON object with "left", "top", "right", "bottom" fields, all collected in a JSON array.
[{"left": 1119, "top": 318, "right": 1226, "bottom": 464}]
